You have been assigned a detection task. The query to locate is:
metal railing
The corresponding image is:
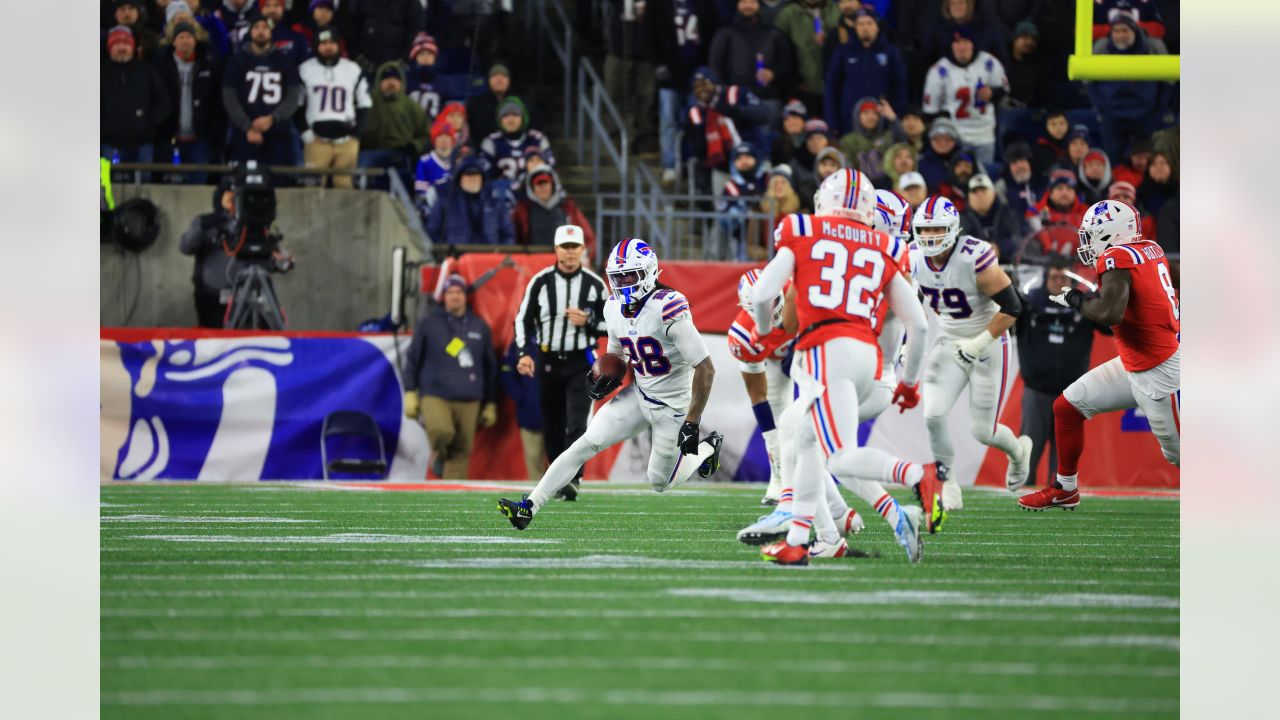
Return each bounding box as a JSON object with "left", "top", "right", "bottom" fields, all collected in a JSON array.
[
  {"left": 576, "top": 57, "right": 629, "bottom": 233},
  {"left": 533, "top": 0, "right": 574, "bottom": 140}
]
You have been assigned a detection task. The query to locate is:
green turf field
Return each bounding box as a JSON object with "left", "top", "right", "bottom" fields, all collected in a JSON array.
[{"left": 100, "top": 483, "right": 1178, "bottom": 719}]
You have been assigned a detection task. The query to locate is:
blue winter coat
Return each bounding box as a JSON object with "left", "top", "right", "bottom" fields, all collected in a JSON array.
[
  {"left": 1087, "top": 31, "right": 1171, "bottom": 120},
  {"left": 426, "top": 158, "right": 516, "bottom": 246},
  {"left": 823, "top": 35, "right": 907, "bottom": 137},
  {"left": 499, "top": 342, "right": 542, "bottom": 431}
]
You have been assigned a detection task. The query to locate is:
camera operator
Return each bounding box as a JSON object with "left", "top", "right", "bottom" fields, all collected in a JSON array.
[{"left": 179, "top": 176, "right": 238, "bottom": 327}]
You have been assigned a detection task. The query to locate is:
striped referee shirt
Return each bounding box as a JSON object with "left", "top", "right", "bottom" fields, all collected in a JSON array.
[{"left": 514, "top": 265, "right": 608, "bottom": 356}]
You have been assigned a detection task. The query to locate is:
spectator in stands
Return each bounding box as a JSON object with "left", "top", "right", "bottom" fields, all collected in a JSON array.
[
  {"left": 1093, "top": 0, "right": 1166, "bottom": 43},
  {"left": 787, "top": 118, "right": 831, "bottom": 202},
  {"left": 466, "top": 64, "right": 513, "bottom": 148},
  {"left": 996, "top": 141, "right": 1043, "bottom": 232},
  {"left": 917, "top": 117, "right": 964, "bottom": 192},
  {"left": 299, "top": 27, "right": 370, "bottom": 189},
  {"left": 360, "top": 61, "right": 428, "bottom": 187},
  {"left": 427, "top": 157, "right": 516, "bottom": 245},
  {"left": 774, "top": 0, "right": 841, "bottom": 113},
  {"left": 760, "top": 164, "right": 801, "bottom": 245},
  {"left": 898, "top": 170, "right": 928, "bottom": 210},
  {"left": 434, "top": 101, "right": 472, "bottom": 154},
  {"left": 959, "top": 174, "right": 1020, "bottom": 258},
  {"left": 1064, "top": 125, "right": 1093, "bottom": 172},
  {"left": 214, "top": 0, "right": 258, "bottom": 55},
  {"left": 1111, "top": 136, "right": 1153, "bottom": 188},
  {"left": 685, "top": 66, "right": 772, "bottom": 193},
  {"left": 1107, "top": 180, "right": 1155, "bottom": 239},
  {"left": 717, "top": 143, "right": 767, "bottom": 260},
  {"left": 1031, "top": 109, "right": 1069, "bottom": 176},
  {"left": 603, "top": 4, "right": 657, "bottom": 150},
  {"left": 839, "top": 98, "right": 898, "bottom": 188},
  {"left": 770, "top": 99, "right": 809, "bottom": 166},
  {"left": 1016, "top": 256, "right": 1095, "bottom": 487},
  {"left": 404, "top": 32, "right": 442, "bottom": 121},
  {"left": 347, "top": 0, "right": 424, "bottom": 68},
  {"left": 514, "top": 167, "right": 596, "bottom": 251},
  {"left": 500, "top": 339, "right": 546, "bottom": 482},
  {"left": 809, "top": 146, "right": 847, "bottom": 198},
  {"left": 645, "top": 0, "right": 721, "bottom": 185},
  {"left": 708, "top": 0, "right": 792, "bottom": 110},
  {"left": 290, "top": 0, "right": 340, "bottom": 53},
  {"left": 179, "top": 177, "right": 238, "bottom": 326},
  {"left": 222, "top": 15, "right": 301, "bottom": 166},
  {"left": 165, "top": 2, "right": 229, "bottom": 60},
  {"left": 255, "top": 0, "right": 309, "bottom": 67},
  {"left": 1137, "top": 150, "right": 1176, "bottom": 220},
  {"left": 1077, "top": 148, "right": 1113, "bottom": 205},
  {"left": 921, "top": 0, "right": 1007, "bottom": 66},
  {"left": 1088, "top": 15, "right": 1172, "bottom": 161},
  {"left": 480, "top": 97, "right": 555, "bottom": 186},
  {"left": 113, "top": 0, "right": 161, "bottom": 59},
  {"left": 102, "top": 27, "right": 170, "bottom": 165},
  {"left": 1005, "top": 20, "right": 1050, "bottom": 109},
  {"left": 415, "top": 124, "right": 456, "bottom": 212},
  {"left": 882, "top": 141, "right": 918, "bottom": 190},
  {"left": 942, "top": 151, "right": 976, "bottom": 209},
  {"left": 155, "top": 20, "right": 222, "bottom": 182},
  {"left": 922, "top": 27, "right": 1007, "bottom": 165},
  {"left": 899, "top": 105, "right": 927, "bottom": 152},
  {"left": 1024, "top": 171, "right": 1088, "bottom": 261},
  {"left": 824, "top": 6, "right": 907, "bottom": 137},
  {"left": 403, "top": 274, "right": 498, "bottom": 480}
]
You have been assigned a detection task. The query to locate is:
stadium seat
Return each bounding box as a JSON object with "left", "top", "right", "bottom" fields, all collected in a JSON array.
[{"left": 320, "top": 410, "right": 388, "bottom": 480}]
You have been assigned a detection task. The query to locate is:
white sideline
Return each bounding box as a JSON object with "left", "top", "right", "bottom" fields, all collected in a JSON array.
[
  {"left": 102, "top": 515, "right": 316, "bottom": 523},
  {"left": 125, "top": 534, "right": 559, "bottom": 545},
  {"left": 667, "top": 587, "right": 1180, "bottom": 610}
]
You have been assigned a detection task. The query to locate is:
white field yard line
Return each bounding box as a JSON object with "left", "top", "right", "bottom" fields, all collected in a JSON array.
[
  {"left": 121, "top": 534, "right": 559, "bottom": 545},
  {"left": 101, "top": 653, "right": 1179, "bottom": 679},
  {"left": 101, "top": 515, "right": 317, "bottom": 523},
  {"left": 98, "top": 686, "right": 1178, "bottom": 713},
  {"left": 99, "top": 628, "right": 1180, "bottom": 652},
  {"left": 664, "top": 587, "right": 1178, "bottom": 609}
]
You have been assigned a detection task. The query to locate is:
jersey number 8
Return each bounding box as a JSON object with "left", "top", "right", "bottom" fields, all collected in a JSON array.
[
  {"left": 807, "top": 240, "right": 886, "bottom": 320},
  {"left": 1157, "top": 262, "right": 1179, "bottom": 321},
  {"left": 619, "top": 337, "right": 671, "bottom": 376}
]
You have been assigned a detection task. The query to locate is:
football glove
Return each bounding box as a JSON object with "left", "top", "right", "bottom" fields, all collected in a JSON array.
[
  {"left": 678, "top": 421, "right": 701, "bottom": 455},
  {"left": 587, "top": 370, "right": 621, "bottom": 400},
  {"left": 955, "top": 330, "right": 996, "bottom": 366},
  {"left": 891, "top": 381, "right": 920, "bottom": 413},
  {"left": 1049, "top": 288, "right": 1086, "bottom": 310}
]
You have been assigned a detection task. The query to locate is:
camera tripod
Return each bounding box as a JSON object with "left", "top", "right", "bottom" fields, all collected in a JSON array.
[{"left": 224, "top": 263, "right": 286, "bottom": 330}]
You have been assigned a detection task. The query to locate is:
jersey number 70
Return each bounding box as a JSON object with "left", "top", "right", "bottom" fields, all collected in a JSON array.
[{"left": 807, "top": 240, "right": 886, "bottom": 320}]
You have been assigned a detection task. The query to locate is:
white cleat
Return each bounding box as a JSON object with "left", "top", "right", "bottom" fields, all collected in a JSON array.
[
  {"left": 896, "top": 505, "right": 924, "bottom": 563},
  {"left": 1006, "top": 435, "right": 1034, "bottom": 492},
  {"left": 736, "top": 509, "right": 793, "bottom": 545},
  {"left": 761, "top": 476, "right": 783, "bottom": 506},
  {"left": 942, "top": 480, "right": 964, "bottom": 511},
  {"left": 841, "top": 508, "right": 865, "bottom": 536},
  {"left": 809, "top": 536, "right": 849, "bottom": 559}
]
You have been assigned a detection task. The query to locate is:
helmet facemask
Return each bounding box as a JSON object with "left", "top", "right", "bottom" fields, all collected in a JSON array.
[{"left": 913, "top": 221, "right": 957, "bottom": 257}]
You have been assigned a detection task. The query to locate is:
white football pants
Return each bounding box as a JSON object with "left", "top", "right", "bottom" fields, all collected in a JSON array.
[
  {"left": 922, "top": 332, "right": 1022, "bottom": 469},
  {"left": 1063, "top": 352, "right": 1180, "bottom": 467}
]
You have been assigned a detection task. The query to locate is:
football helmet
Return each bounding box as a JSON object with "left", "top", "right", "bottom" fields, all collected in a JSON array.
[
  {"left": 737, "top": 269, "right": 787, "bottom": 327},
  {"left": 606, "top": 238, "right": 660, "bottom": 304},
  {"left": 912, "top": 195, "right": 961, "bottom": 257},
  {"left": 873, "top": 189, "right": 913, "bottom": 244},
  {"left": 814, "top": 168, "right": 877, "bottom": 225},
  {"left": 1077, "top": 199, "right": 1142, "bottom": 265}
]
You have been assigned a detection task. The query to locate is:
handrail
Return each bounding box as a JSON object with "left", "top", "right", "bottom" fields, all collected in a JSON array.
[
  {"left": 575, "top": 56, "right": 628, "bottom": 263},
  {"left": 533, "top": 0, "right": 574, "bottom": 139},
  {"left": 386, "top": 169, "right": 432, "bottom": 256}
]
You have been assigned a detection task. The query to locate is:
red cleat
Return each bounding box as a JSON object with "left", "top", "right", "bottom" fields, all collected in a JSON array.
[
  {"left": 914, "top": 463, "right": 947, "bottom": 534},
  {"left": 761, "top": 540, "right": 810, "bottom": 566},
  {"left": 1018, "top": 485, "right": 1081, "bottom": 511}
]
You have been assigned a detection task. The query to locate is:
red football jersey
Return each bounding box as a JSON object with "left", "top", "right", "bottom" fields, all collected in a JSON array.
[
  {"left": 728, "top": 308, "right": 795, "bottom": 363},
  {"left": 1093, "top": 240, "right": 1180, "bottom": 372},
  {"left": 774, "top": 212, "right": 898, "bottom": 351}
]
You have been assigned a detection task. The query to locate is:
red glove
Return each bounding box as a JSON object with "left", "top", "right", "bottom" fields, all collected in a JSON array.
[{"left": 892, "top": 381, "right": 920, "bottom": 413}]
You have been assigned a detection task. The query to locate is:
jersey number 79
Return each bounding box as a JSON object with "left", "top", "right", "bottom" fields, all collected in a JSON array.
[{"left": 807, "top": 240, "right": 886, "bottom": 320}]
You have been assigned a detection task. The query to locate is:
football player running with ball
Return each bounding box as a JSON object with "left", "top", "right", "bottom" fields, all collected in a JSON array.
[
  {"left": 911, "top": 195, "right": 1033, "bottom": 528},
  {"left": 498, "top": 239, "right": 724, "bottom": 529},
  {"left": 1019, "top": 200, "right": 1179, "bottom": 511},
  {"left": 751, "top": 169, "right": 935, "bottom": 565}
]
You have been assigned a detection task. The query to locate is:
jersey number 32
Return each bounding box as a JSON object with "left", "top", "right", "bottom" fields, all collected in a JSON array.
[{"left": 807, "top": 240, "right": 886, "bottom": 320}]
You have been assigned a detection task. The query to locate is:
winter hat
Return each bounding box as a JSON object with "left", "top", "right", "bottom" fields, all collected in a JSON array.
[
  {"left": 430, "top": 122, "right": 456, "bottom": 145},
  {"left": 952, "top": 151, "right": 976, "bottom": 167},
  {"left": 488, "top": 63, "right": 510, "bottom": 79},
  {"left": 950, "top": 26, "right": 975, "bottom": 43},
  {"left": 165, "top": 1, "right": 192, "bottom": 24},
  {"left": 1003, "top": 141, "right": 1032, "bottom": 163},
  {"left": 783, "top": 99, "right": 808, "bottom": 119},
  {"left": 442, "top": 274, "right": 468, "bottom": 292},
  {"left": 259, "top": 0, "right": 285, "bottom": 10},
  {"left": 497, "top": 98, "right": 523, "bottom": 118},
  {"left": 315, "top": 27, "right": 338, "bottom": 47},
  {"left": 456, "top": 157, "right": 485, "bottom": 177},
  {"left": 768, "top": 164, "right": 794, "bottom": 181},
  {"left": 530, "top": 170, "right": 555, "bottom": 188},
  {"left": 409, "top": 32, "right": 438, "bottom": 61},
  {"left": 732, "top": 143, "right": 757, "bottom": 160},
  {"left": 1048, "top": 170, "right": 1077, "bottom": 189},
  {"left": 969, "top": 174, "right": 994, "bottom": 192},
  {"left": 690, "top": 66, "right": 719, "bottom": 88},
  {"left": 309, "top": 0, "right": 336, "bottom": 11},
  {"left": 803, "top": 118, "right": 830, "bottom": 137},
  {"left": 249, "top": 15, "right": 274, "bottom": 31},
  {"left": 1013, "top": 20, "right": 1039, "bottom": 40},
  {"left": 115, "top": 0, "right": 144, "bottom": 11},
  {"left": 928, "top": 118, "right": 960, "bottom": 140},
  {"left": 1084, "top": 148, "right": 1108, "bottom": 166},
  {"left": 171, "top": 21, "right": 198, "bottom": 40},
  {"left": 1129, "top": 137, "right": 1154, "bottom": 157},
  {"left": 107, "top": 25, "right": 135, "bottom": 51},
  {"left": 1068, "top": 124, "right": 1091, "bottom": 143},
  {"left": 1110, "top": 15, "right": 1141, "bottom": 34},
  {"left": 1108, "top": 180, "right": 1137, "bottom": 199},
  {"left": 898, "top": 171, "right": 926, "bottom": 191},
  {"left": 856, "top": 98, "right": 880, "bottom": 115}
]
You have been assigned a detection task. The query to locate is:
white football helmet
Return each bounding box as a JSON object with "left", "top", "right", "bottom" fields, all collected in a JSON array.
[
  {"left": 873, "top": 189, "right": 913, "bottom": 244},
  {"left": 912, "top": 195, "right": 961, "bottom": 257},
  {"left": 1077, "top": 199, "right": 1143, "bottom": 265},
  {"left": 606, "top": 238, "right": 660, "bottom": 304},
  {"left": 737, "top": 269, "right": 786, "bottom": 327},
  {"left": 814, "top": 168, "right": 877, "bottom": 225}
]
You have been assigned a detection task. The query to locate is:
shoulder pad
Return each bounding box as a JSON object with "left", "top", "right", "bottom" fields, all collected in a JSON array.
[{"left": 1096, "top": 243, "right": 1146, "bottom": 273}]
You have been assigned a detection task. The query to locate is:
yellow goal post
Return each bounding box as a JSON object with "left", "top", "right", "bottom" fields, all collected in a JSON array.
[{"left": 1067, "top": 0, "right": 1180, "bottom": 81}]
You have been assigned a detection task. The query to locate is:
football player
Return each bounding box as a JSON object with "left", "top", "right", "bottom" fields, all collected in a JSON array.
[
  {"left": 1019, "top": 200, "right": 1179, "bottom": 510},
  {"left": 498, "top": 239, "right": 724, "bottom": 529},
  {"left": 911, "top": 195, "right": 1033, "bottom": 528},
  {"left": 751, "top": 169, "right": 937, "bottom": 565}
]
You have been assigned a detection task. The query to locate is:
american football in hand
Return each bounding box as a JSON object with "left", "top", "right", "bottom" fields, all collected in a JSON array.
[{"left": 591, "top": 353, "right": 628, "bottom": 382}]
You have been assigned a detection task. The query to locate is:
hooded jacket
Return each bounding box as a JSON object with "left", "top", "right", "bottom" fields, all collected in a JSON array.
[
  {"left": 823, "top": 30, "right": 907, "bottom": 136},
  {"left": 153, "top": 40, "right": 223, "bottom": 146},
  {"left": 1031, "top": 127, "right": 1069, "bottom": 177},
  {"left": 717, "top": 149, "right": 766, "bottom": 215},
  {"left": 797, "top": 145, "right": 847, "bottom": 203},
  {"left": 917, "top": 136, "right": 964, "bottom": 192},
  {"left": 426, "top": 157, "right": 516, "bottom": 246},
  {"left": 214, "top": 0, "right": 258, "bottom": 55},
  {"left": 178, "top": 177, "right": 237, "bottom": 292},
  {"left": 959, "top": 195, "right": 1023, "bottom": 259},
  {"left": 1077, "top": 150, "right": 1114, "bottom": 206},
  {"left": 1086, "top": 18, "right": 1172, "bottom": 120},
  {"left": 362, "top": 61, "right": 428, "bottom": 154},
  {"left": 881, "top": 141, "right": 918, "bottom": 189},
  {"left": 101, "top": 53, "right": 171, "bottom": 147},
  {"left": 513, "top": 167, "right": 596, "bottom": 250},
  {"left": 838, "top": 99, "right": 898, "bottom": 186},
  {"left": 707, "top": 11, "right": 792, "bottom": 100}
]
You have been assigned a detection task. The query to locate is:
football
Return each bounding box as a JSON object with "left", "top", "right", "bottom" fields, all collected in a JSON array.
[{"left": 591, "top": 352, "right": 628, "bottom": 382}]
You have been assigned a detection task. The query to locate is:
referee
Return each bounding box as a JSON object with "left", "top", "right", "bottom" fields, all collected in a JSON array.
[{"left": 515, "top": 225, "right": 607, "bottom": 500}]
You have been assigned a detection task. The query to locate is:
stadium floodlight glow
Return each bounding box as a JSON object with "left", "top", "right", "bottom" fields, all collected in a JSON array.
[
  {"left": 390, "top": 246, "right": 406, "bottom": 327},
  {"left": 1067, "top": 0, "right": 1181, "bottom": 81}
]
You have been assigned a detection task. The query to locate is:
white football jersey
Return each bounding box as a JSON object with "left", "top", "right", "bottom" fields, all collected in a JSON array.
[
  {"left": 922, "top": 51, "right": 1009, "bottom": 146},
  {"left": 298, "top": 58, "right": 372, "bottom": 130},
  {"left": 911, "top": 235, "right": 1000, "bottom": 338},
  {"left": 604, "top": 288, "right": 710, "bottom": 410}
]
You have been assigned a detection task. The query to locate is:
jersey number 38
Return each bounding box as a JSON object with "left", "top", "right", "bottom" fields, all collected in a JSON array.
[{"left": 807, "top": 240, "right": 886, "bottom": 320}]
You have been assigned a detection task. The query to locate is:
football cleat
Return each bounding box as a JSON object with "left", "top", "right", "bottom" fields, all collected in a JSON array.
[
  {"left": 1006, "top": 435, "right": 1034, "bottom": 492},
  {"left": 697, "top": 432, "right": 725, "bottom": 478},
  {"left": 942, "top": 479, "right": 964, "bottom": 511},
  {"left": 914, "top": 462, "right": 948, "bottom": 534},
  {"left": 736, "top": 509, "right": 793, "bottom": 545},
  {"left": 895, "top": 505, "right": 924, "bottom": 563},
  {"left": 761, "top": 476, "right": 782, "bottom": 506},
  {"left": 497, "top": 494, "right": 535, "bottom": 530},
  {"left": 761, "top": 540, "right": 810, "bottom": 566},
  {"left": 555, "top": 478, "right": 579, "bottom": 502},
  {"left": 842, "top": 508, "right": 865, "bottom": 536},
  {"left": 1018, "top": 485, "right": 1081, "bottom": 511},
  {"left": 809, "top": 536, "right": 849, "bottom": 559}
]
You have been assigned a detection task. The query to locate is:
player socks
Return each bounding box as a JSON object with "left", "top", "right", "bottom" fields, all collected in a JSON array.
[
  {"left": 786, "top": 504, "right": 815, "bottom": 546},
  {"left": 883, "top": 459, "right": 924, "bottom": 487},
  {"left": 873, "top": 492, "right": 902, "bottom": 529},
  {"left": 1053, "top": 394, "right": 1086, "bottom": 483},
  {"left": 1055, "top": 473, "right": 1078, "bottom": 492},
  {"left": 777, "top": 486, "right": 794, "bottom": 509}
]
